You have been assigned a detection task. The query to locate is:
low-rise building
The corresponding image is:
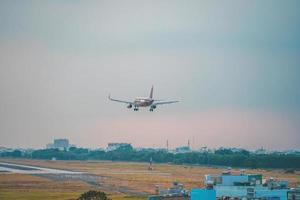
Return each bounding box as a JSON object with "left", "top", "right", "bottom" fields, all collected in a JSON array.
[
  {"left": 46, "top": 139, "right": 71, "bottom": 150},
  {"left": 288, "top": 186, "right": 300, "bottom": 200},
  {"left": 202, "top": 170, "right": 289, "bottom": 200},
  {"left": 205, "top": 170, "right": 262, "bottom": 187},
  {"left": 175, "top": 146, "right": 191, "bottom": 154},
  {"left": 148, "top": 182, "right": 189, "bottom": 200},
  {"left": 191, "top": 188, "right": 216, "bottom": 200}
]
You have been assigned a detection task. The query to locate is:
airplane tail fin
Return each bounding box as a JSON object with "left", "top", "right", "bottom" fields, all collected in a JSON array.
[{"left": 149, "top": 86, "right": 154, "bottom": 99}]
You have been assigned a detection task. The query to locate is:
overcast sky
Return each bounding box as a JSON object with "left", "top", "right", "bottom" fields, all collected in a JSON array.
[{"left": 0, "top": 0, "right": 300, "bottom": 150}]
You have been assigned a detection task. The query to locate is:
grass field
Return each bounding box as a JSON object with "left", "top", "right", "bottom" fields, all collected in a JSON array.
[
  {"left": 0, "top": 190, "right": 146, "bottom": 200},
  {"left": 0, "top": 159, "right": 299, "bottom": 200}
]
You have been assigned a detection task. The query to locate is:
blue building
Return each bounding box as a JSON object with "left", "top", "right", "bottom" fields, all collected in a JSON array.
[
  {"left": 190, "top": 189, "right": 216, "bottom": 200},
  {"left": 204, "top": 171, "right": 289, "bottom": 200},
  {"left": 256, "top": 189, "right": 288, "bottom": 200}
]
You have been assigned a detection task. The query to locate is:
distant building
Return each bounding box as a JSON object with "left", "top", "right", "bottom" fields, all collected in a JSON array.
[
  {"left": 106, "top": 143, "right": 132, "bottom": 151},
  {"left": 46, "top": 139, "right": 71, "bottom": 150},
  {"left": 175, "top": 146, "right": 191, "bottom": 154},
  {"left": 255, "top": 147, "right": 268, "bottom": 155},
  {"left": 0, "top": 146, "right": 13, "bottom": 153},
  {"left": 136, "top": 148, "right": 167, "bottom": 152},
  {"left": 46, "top": 143, "right": 54, "bottom": 149},
  {"left": 54, "top": 139, "right": 69, "bottom": 149}
]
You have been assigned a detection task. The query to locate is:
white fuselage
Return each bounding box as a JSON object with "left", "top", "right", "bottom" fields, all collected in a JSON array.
[{"left": 133, "top": 97, "right": 154, "bottom": 107}]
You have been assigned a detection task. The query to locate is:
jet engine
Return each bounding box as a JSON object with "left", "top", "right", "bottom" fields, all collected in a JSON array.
[
  {"left": 127, "top": 104, "right": 133, "bottom": 109},
  {"left": 149, "top": 105, "right": 156, "bottom": 112}
]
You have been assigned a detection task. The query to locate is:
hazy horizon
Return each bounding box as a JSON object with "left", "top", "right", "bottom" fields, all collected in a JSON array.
[{"left": 1, "top": 1, "right": 300, "bottom": 151}]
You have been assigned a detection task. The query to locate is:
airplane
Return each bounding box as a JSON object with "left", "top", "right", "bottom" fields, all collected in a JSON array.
[{"left": 108, "top": 86, "right": 178, "bottom": 111}]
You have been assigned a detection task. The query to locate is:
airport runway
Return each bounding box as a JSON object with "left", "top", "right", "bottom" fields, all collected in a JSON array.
[
  {"left": 0, "top": 161, "right": 83, "bottom": 174},
  {"left": 0, "top": 161, "right": 149, "bottom": 195}
]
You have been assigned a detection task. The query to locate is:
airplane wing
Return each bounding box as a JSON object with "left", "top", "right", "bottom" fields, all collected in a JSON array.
[
  {"left": 152, "top": 100, "right": 179, "bottom": 106},
  {"left": 108, "top": 94, "right": 133, "bottom": 104}
]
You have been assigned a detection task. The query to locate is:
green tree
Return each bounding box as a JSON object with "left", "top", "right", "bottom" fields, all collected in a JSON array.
[{"left": 78, "top": 190, "right": 110, "bottom": 200}]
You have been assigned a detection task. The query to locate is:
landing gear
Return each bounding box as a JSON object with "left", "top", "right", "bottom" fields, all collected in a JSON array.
[
  {"left": 149, "top": 108, "right": 154, "bottom": 112},
  {"left": 134, "top": 106, "right": 139, "bottom": 111}
]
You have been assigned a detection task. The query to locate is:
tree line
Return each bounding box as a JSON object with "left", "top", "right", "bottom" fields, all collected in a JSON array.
[{"left": 1, "top": 146, "right": 300, "bottom": 169}]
